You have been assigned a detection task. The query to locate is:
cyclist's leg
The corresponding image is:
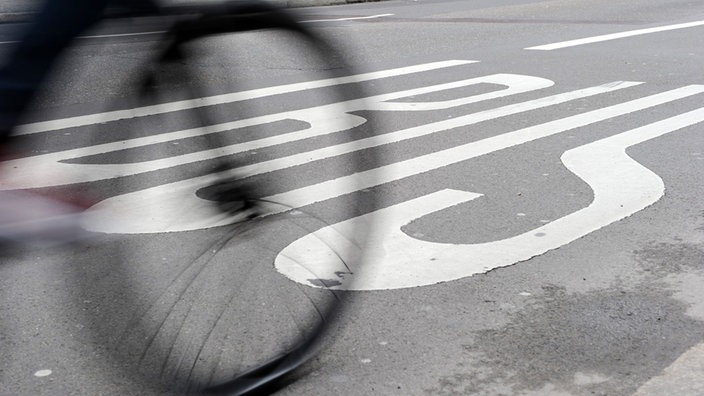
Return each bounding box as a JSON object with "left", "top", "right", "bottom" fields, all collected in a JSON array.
[{"left": 0, "top": 0, "right": 109, "bottom": 141}]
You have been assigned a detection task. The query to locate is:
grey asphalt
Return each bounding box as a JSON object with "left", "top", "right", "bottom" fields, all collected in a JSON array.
[{"left": 3, "top": 0, "right": 704, "bottom": 395}]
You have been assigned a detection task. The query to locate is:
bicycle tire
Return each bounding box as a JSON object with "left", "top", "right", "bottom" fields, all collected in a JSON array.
[{"left": 69, "top": 3, "right": 379, "bottom": 395}]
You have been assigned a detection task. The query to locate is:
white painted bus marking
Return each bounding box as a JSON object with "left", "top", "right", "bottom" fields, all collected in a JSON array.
[
  {"left": 81, "top": 80, "right": 637, "bottom": 233},
  {"left": 265, "top": 84, "right": 701, "bottom": 210},
  {"left": 2, "top": 72, "right": 552, "bottom": 189},
  {"left": 276, "top": 107, "right": 704, "bottom": 290}
]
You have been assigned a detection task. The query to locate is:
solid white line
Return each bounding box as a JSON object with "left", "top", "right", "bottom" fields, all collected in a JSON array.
[
  {"left": 301, "top": 13, "right": 394, "bottom": 23},
  {"left": 526, "top": 20, "right": 704, "bottom": 50}
]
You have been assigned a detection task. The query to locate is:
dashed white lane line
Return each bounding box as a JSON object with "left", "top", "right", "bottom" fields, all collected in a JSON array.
[
  {"left": 526, "top": 20, "right": 704, "bottom": 50},
  {"left": 632, "top": 342, "right": 704, "bottom": 396}
]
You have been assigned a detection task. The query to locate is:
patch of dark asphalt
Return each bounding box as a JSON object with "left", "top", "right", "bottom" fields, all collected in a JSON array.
[
  {"left": 425, "top": 284, "right": 704, "bottom": 396},
  {"left": 634, "top": 241, "right": 704, "bottom": 277}
]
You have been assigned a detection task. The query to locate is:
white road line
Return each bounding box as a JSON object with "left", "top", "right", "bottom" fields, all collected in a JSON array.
[
  {"left": 301, "top": 13, "right": 394, "bottom": 23},
  {"left": 526, "top": 20, "right": 704, "bottom": 50},
  {"left": 15, "top": 60, "right": 474, "bottom": 135}
]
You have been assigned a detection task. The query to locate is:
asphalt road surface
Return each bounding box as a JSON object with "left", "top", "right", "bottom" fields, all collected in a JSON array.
[{"left": 2, "top": 0, "right": 704, "bottom": 395}]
